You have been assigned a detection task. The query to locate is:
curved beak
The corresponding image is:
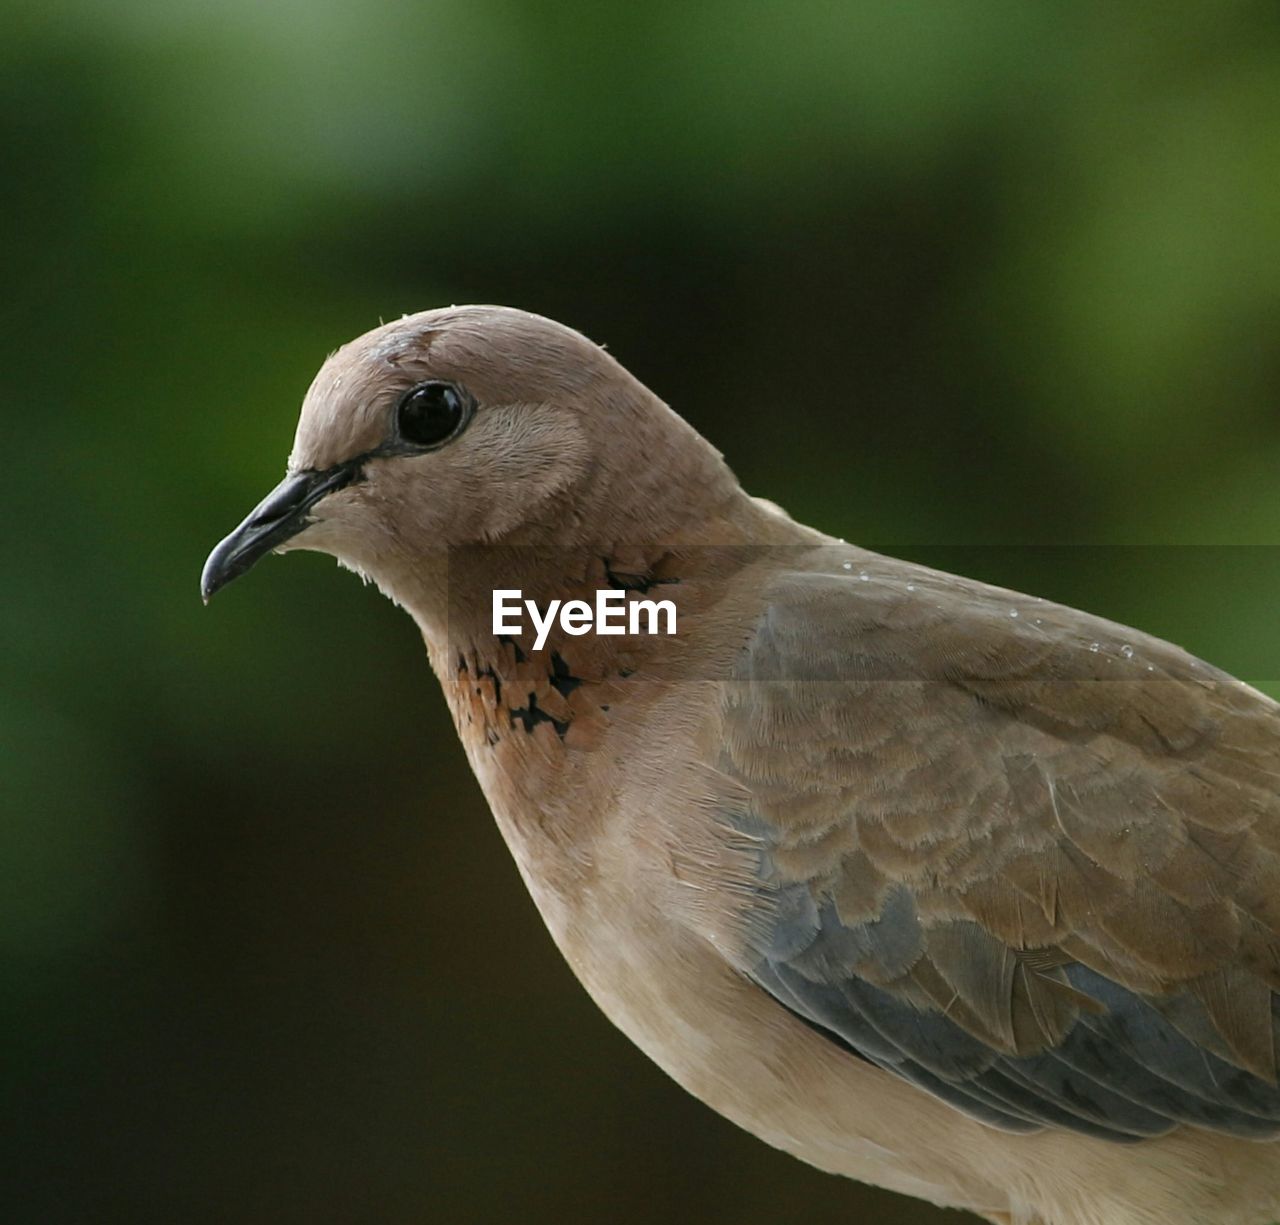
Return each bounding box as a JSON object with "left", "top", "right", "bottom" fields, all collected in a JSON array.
[{"left": 200, "top": 464, "right": 357, "bottom": 603}]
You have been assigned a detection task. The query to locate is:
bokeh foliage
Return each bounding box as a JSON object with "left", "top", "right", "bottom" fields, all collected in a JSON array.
[{"left": 5, "top": 3, "right": 1280, "bottom": 1222}]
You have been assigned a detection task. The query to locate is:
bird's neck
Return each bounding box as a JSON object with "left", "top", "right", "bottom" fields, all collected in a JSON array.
[
  {"left": 405, "top": 486, "right": 819, "bottom": 869},
  {"left": 424, "top": 485, "right": 797, "bottom": 703}
]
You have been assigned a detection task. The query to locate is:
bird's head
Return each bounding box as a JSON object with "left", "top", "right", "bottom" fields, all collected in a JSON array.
[{"left": 201, "top": 305, "right": 732, "bottom": 609}]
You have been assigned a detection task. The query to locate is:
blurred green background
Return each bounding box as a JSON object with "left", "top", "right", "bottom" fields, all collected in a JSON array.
[{"left": 6, "top": 3, "right": 1280, "bottom": 1223}]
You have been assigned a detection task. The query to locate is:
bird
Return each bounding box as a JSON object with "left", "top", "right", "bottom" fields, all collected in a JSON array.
[{"left": 202, "top": 305, "right": 1280, "bottom": 1225}]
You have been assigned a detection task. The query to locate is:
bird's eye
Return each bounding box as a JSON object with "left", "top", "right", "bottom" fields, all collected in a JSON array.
[{"left": 396, "top": 381, "right": 470, "bottom": 448}]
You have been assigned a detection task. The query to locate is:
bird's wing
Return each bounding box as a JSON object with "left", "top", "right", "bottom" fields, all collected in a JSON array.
[{"left": 707, "top": 550, "right": 1280, "bottom": 1140}]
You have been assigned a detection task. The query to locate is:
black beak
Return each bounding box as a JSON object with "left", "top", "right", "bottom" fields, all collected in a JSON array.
[{"left": 201, "top": 464, "right": 358, "bottom": 603}]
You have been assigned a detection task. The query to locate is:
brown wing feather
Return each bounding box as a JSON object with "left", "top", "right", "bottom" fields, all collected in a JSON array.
[{"left": 711, "top": 550, "right": 1280, "bottom": 1134}]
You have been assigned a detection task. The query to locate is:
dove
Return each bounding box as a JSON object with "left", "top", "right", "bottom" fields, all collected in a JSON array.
[{"left": 202, "top": 306, "right": 1280, "bottom": 1225}]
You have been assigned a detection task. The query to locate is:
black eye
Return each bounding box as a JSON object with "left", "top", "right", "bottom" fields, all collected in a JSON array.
[{"left": 396, "top": 380, "right": 470, "bottom": 448}]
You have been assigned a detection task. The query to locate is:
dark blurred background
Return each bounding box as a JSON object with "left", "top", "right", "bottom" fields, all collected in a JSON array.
[{"left": 6, "top": 3, "right": 1280, "bottom": 1223}]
